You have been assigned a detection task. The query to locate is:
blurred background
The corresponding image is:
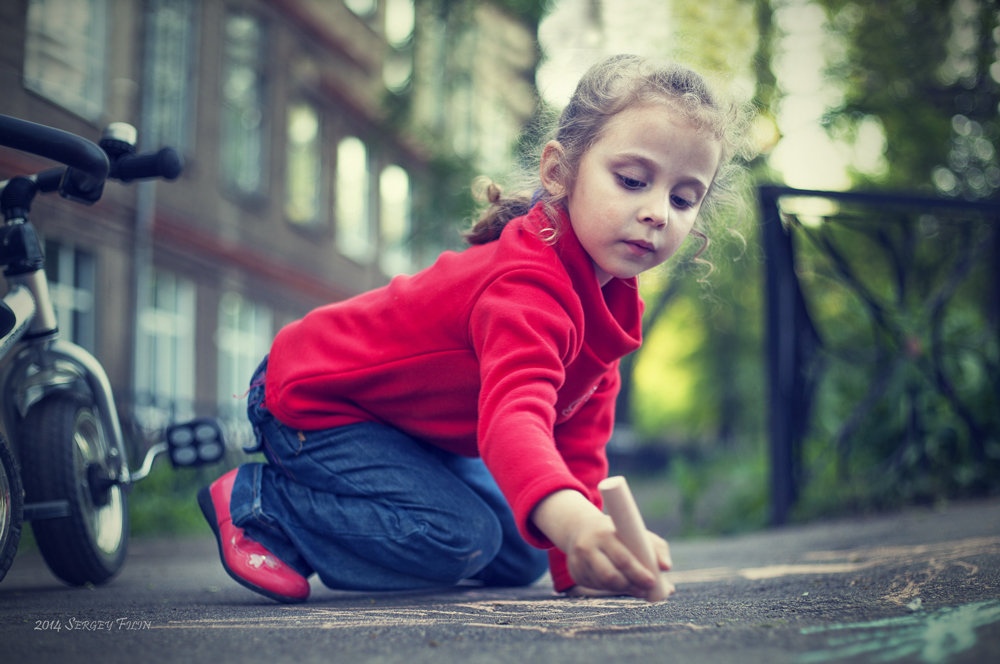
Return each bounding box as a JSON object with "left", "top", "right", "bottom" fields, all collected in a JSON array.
[{"left": 0, "top": 0, "right": 997, "bottom": 539}]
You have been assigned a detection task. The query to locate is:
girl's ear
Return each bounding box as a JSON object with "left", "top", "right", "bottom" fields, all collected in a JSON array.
[{"left": 539, "top": 140, "right": 567, "bottom": 196}]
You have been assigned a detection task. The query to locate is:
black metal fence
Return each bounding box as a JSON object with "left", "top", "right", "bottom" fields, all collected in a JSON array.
[{"left": 760, "top": 185, "right": 1000, "bottom": 524}]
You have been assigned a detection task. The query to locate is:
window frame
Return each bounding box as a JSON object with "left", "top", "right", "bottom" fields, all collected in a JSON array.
[
  {"left": 335, "top": 135, "right": 374, "bottom": 262},
  {"left": 140, "top": 0, "right": 200, "bottom": 153},
  {"left": 284, "top": 99, "right": 325, "bottom": 228},
  {"left": 22, "top": 0, "right": 109, "bottom": 121},
  {"left": 133, "top": 269, "right": 197, "bottom": 429},
  {"left": 215, "top": 291, "right": 272, "bottom": 425},
  {"left": 43, "top": 238, "right": 97, "bottom": 354},
  {"left": 219, "top": 9, "right": 269, "bottom": 199}
]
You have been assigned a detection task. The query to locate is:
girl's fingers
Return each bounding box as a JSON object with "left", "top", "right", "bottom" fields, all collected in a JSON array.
[
  {"left": 573, "top": 536, "right": 652, "bottom": 595},
  {"left": 650, "top": 533, "right": 673, "bottom": 571},
  {"left": 569, "top": 532, "right": 674, "bottom": 600},
  {"left": 603, "top": 538, "right": 657, "bottom": 591}
]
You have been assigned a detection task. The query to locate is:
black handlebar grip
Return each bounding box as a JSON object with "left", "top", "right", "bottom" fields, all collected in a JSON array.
[{"left": 111, "top": 147, "right": 183, "bottom": 182}]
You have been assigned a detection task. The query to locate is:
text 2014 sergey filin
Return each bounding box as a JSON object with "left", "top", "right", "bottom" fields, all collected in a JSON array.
[{"left": 33, "top": 617, "right": 152, "bottom": 632}]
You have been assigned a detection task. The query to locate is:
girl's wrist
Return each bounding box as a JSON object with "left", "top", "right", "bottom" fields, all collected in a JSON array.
[{"left": 531, "top": 488, "right": 604, "bottom": 551}]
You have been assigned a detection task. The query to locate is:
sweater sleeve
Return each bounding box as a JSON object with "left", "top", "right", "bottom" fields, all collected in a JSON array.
[
  {"left": 469, "top": 267, "right": 590, "bottom": 550},
  {"left": 545, "top": 366, "right": 622, "bottom": 592}
]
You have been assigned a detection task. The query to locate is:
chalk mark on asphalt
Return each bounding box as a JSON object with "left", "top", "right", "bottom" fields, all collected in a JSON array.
[
  {"left": 153, "top": 597, "right": 709, "bottom": 638},
  {"left": 797, "top": 599, "right": 1000, "bottom": 664},
  {"left": 155, "top": 535, "right": 999, "bottom": 640},
  {"left": 670, "top": 535, "right": 999, "bottom": 590}
]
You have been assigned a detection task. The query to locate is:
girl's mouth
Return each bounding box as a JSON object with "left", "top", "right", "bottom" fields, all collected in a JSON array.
[{"left": 624, "top": 239, "right": 655, "bottom": 255}]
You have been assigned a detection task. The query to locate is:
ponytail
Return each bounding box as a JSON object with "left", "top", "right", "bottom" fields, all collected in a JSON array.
[{"left": 463, "top": 178, "right": 534, "bottom": 245}]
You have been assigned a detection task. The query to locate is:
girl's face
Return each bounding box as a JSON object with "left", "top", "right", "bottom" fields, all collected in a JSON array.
[{"left": 542, "top": 102, "right": 722, "bottom": 286}]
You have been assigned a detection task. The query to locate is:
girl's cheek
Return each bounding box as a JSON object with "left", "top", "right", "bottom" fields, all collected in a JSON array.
[{"left": 660, "top": 233, "right": 688, "bottom": 263}]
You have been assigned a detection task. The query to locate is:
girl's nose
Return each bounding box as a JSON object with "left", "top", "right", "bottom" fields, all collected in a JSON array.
[{"left": 639, "top": 194, "right": 668, "bottom": 228}]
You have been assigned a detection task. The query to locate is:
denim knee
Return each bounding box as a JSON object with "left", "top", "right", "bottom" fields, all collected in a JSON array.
[{"left": 413, "top": 510, "right": 504, "bottom": 584}]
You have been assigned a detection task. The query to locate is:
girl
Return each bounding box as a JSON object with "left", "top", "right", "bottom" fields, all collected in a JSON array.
[{"left": 199, "top": 54, "right": 748, "bottom": 603}]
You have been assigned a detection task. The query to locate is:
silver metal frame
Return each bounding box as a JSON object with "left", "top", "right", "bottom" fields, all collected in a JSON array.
[{"left": 0, "top": 270, "right": 163, "bottom": 495}]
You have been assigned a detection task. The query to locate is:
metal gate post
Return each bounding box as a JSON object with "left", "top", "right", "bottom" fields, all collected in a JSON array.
[{"left": 760, "top": 186, "right": 797, "bottom": 525}]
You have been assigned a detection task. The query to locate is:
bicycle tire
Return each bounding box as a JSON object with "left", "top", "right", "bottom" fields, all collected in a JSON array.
[
  {"left": 21, "top": 394, "right": 128, "bottom": 585},
  {"left": 0, "top": 431, "right": 23, "bottom": 582}
]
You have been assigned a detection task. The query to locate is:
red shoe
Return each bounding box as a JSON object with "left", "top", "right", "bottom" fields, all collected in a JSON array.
[{"left": 198, "top": 469, "right": 310, "bottom": 603}]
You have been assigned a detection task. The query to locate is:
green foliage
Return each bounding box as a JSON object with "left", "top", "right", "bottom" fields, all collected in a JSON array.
[
  {"left": 418, "top": 0, "right": 552, "bottom": 29},
  {"left": 490, "top": 0, "right": 553, "bottom": 27},
  {"left": 627, "top": 202, "right": 767, "bottom": 446},
  {"left": 661, "top": 446, "right": 769, "bottom": 536},
  {"left": 819, "top": 0, "right": 956, "bottom": 189},
  {"left": 128, "top": 461, "right": 238, "bottom": 537},
  {"left": 623, "top": 0, "right": 999, "bottom": 533},
  {"left": 408, "top": 149, "right": 479, "bottom": 255},
  {"left": 786, "top": 203, "right": 1000, "bottom": 520},
  {"left": 817, "top": 0, "right": 1000, "bottom": 196}
]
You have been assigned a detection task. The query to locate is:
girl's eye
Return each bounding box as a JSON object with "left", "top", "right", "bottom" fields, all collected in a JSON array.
[
  {"left": 617, "top": 174, "right": 646, "bottom": 190},
  {"left": 671, "top": 195, "right": 695, "bottom": 209}
]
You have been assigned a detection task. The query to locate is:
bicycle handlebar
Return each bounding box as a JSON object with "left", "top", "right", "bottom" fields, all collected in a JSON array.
[
  {"left": 0, "top": 114, "right": 183, "bottom": 206},
  {"left": 0, "top": 115, "right": 109, "bottom": 182},
  {"left": 31, "top": 148, "right": 182, "bottom": 195}
]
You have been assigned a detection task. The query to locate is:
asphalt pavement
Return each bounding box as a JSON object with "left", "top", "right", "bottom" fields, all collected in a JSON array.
[{"left": 1, "top": 497, "right": 999, "bottom": 664}]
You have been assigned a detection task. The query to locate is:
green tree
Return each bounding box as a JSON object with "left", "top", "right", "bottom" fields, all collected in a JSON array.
[
  {"left": 818, "top": 0, "right": 1000, "bottom": 196},
  {"left": 619, "top": 0, "right": 774, "bottom": 451},
  {"left": 781, "top": 0, "right": 1000, "bottom": 515}
]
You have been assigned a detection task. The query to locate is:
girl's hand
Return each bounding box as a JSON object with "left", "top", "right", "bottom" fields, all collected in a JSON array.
[{"left": 531, "top": 489, "right": 673, "bottom": 599}]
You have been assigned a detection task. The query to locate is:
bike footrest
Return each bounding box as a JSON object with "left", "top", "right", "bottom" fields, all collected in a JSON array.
[{"left": 165, "top": 418, "right": 225, "bottom": 467}]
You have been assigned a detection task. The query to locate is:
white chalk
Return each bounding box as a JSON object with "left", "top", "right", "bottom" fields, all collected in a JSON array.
[{"left": 598, "top": 475, "right": 672, "bottom": 601}]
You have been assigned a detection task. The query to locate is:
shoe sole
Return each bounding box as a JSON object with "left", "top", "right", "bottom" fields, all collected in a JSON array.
[{"left": 197, "top": 486, "right": 307, "bottom": 604}]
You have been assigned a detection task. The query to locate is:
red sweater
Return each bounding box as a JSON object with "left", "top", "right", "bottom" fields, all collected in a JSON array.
[{"left": 265, "top": 203, "right": 643, "bottom": 590}]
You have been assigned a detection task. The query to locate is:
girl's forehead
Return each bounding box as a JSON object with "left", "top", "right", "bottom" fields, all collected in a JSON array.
[
  {"left": 591, "top": 104, "right": 723, "bottom": 178},
  {"left": 620, "top": 98, "right": 713, "bottom": 127},
  {"left": 601, "top": 102, "right": 721, "bottom": 146}
]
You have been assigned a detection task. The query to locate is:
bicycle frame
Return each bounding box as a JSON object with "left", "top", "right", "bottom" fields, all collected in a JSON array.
[
  {"left": 0, "top": 115, "right": 218, "bottom": 494},
  {"left": 0, "top": 271, "right": 132, "bottom": 524},
  {"left": 0, "top": 114, "right": 224, "bottom": 585}
]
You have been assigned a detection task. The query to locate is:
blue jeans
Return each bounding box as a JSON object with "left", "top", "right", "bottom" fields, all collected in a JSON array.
[{"left": 227, "top": 358, "right": 548, "bottom": 591}]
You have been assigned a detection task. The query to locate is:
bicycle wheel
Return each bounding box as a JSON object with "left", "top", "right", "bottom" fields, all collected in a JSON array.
[
  {"left": 0, "top": 431, "right": 23, "bottom": 582},
  {"left": 21, "top": 394, "right": 128, "bottom": 585}
]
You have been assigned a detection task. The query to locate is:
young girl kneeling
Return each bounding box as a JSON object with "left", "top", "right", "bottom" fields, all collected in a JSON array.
[{"left": 199, "top": 54, "right": 748, "bottom": 603}]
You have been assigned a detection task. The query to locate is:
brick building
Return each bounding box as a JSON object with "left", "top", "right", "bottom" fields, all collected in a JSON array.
[{"left": 0, "top": 0, "right": 539, "bottom": 438}]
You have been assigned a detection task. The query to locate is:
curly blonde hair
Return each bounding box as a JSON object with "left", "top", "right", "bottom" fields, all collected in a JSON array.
[{"left": 464, "top": 54, "right": 753, "bottom": 253}]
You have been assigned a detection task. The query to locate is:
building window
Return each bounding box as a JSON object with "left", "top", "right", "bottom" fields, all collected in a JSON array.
[
  {"left": 336, "top": 136, "right": 372, "bottom": 261},
  {"left": 383, "top": 50, "right": 413, "bottom": 93},
  {"left": 383, "top": 0, "right": 413, "bottom": 92},
  {"left": 220, "top": 11, "right": 266, "bottom": 196},
  {"left": 44, "top": 239, "right": 96, "bottom": 353},
  {"left": 141, "top": 0, "right": 198, "bottom": 152},
  {"left": 344, "top": 0, "right": 376, "bottom": 19},
  {"left": 216, "top": 292, "right": 272, "bottom": 424},
  {"left": 384, "top": 0, "right": 413, "bottom": 47},
  {"left": 23, "top": 0, "right": 108, "bottom": 120},
  {"left": 134, "top": 270, "right": 196, "bottom": 429},
  {"left": 285, "top": 102, "right": 322, "bottom": 226},
  {"left": 379, "top": 165, "right": 411, "bottom": 276}
]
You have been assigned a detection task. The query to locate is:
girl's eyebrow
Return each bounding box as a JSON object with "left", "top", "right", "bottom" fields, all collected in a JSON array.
[{"left": 611, "top": 151, "right": 658, "bottom": 170}]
